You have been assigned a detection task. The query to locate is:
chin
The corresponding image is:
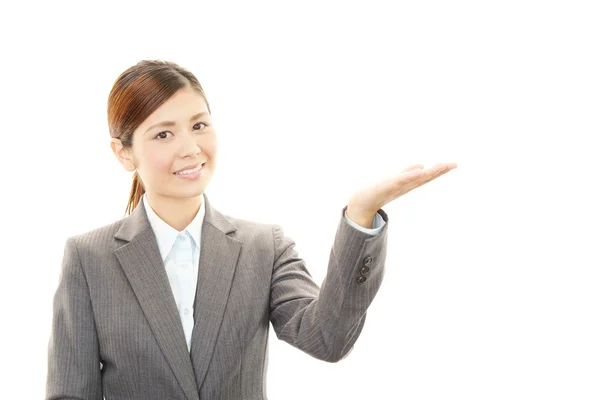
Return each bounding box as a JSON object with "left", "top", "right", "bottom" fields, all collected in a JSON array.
[{"left": 175, "top": 185, "right": 207, "bottom": 199}]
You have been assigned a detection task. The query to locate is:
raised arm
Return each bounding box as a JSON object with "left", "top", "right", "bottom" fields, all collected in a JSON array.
[{"left": 269, "top": 204, "right": 389, "bottom": 363}]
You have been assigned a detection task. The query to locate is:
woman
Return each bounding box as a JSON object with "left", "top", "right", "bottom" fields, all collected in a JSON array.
[{"left": 46, "top": 59, "right": 456, "bottom": 400}]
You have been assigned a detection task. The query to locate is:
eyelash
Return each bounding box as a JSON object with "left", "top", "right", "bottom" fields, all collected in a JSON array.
[{"left": 154, "top": 122, "right": 210, "bottom": 140}]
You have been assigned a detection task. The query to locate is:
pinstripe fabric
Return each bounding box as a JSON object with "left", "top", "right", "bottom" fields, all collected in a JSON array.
[{"left": 46, "top": 193, "right": 389, "bottom": 399}]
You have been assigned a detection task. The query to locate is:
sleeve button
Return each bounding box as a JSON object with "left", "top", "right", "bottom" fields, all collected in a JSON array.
[
  {"left": 357, "top": 276, "right": 367, "bottom": 284},
  {"left": 363, "top": 256, "right": 373, "bottom": 266},
  {"left": 360, "top": 266, "right": 370, "bottom": 275}
]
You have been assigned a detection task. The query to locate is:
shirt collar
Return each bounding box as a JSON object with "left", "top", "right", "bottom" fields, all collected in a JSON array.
[{"left": 142, "top": 192, "right": 206, "bottom": 261}]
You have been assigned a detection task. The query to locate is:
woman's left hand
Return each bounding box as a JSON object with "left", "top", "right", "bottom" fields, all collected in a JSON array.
[{"left": 347, "top": 162, "right": 458, "bottom": 225}]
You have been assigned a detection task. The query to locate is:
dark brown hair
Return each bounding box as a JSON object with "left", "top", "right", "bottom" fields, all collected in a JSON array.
[{"left": 107, "top": 60, "right": 212, "bottom": 216}]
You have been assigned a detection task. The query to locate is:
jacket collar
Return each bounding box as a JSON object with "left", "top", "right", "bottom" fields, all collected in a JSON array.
[
  {"left": 141, "top": 192, "right": 206, "bottom": 260},
  {"left": 114, "top": 192, "right": 236, "bottom": 242}
]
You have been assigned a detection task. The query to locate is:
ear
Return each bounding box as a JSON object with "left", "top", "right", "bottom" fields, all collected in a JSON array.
[{"left": 110, "top": 138, "right": 137, "bottom": 172}]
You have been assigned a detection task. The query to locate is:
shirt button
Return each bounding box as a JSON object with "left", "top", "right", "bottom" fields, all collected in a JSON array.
[{"left": 184, "top": 308, "right": 190, "bottom": 316}]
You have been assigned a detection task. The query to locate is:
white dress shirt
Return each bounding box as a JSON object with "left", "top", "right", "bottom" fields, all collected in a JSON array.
[{"left": 142, "top": 193, "right": 386, "bottom": 352}]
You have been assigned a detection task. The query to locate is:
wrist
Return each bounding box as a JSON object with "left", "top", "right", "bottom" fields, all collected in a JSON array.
[{"left": 346, "top": 205, "right": 376, "bottom": 229}]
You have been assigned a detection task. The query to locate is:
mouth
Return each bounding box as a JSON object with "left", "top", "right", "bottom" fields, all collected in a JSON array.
[{"left": 174, "top": 162, "right": 206, "bottom": 176}]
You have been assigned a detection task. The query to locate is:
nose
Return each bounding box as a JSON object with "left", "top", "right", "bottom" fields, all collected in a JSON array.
[{"left": 179, "top": 131, "right": 201, "bottom": 158}]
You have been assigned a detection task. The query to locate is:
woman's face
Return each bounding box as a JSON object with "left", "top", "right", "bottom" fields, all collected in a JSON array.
[{"left": 112, "top": 86, "right": 217, "bottom": 203}]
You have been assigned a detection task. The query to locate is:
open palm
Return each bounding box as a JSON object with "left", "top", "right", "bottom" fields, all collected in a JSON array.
[{"left": 348, "top": 163, "right": 458, "bottom": 214}]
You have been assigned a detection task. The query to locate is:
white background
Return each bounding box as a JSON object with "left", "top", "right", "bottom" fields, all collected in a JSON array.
[{"left": 1, "top": 0, "right": 599, "bottom": 398}]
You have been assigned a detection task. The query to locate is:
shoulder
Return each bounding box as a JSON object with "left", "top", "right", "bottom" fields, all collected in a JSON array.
[
  {"left": 219, "top": 212, "right": 276, "bottom": 241},
  {"left": 66, "top": 216, "right": 127, "bottom": 255},
  {"left": 214, "top": 211, "right": 286, "bottom": 255}
]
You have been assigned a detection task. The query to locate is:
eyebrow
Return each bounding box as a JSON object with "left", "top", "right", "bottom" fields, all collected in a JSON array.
[{"left": 144, "top": 111, "right": 210, "bottom": 135}]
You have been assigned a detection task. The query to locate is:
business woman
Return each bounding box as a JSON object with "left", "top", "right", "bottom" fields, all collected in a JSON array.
[{"left": 45, "top": 59, "right": 457, "bottom": 399}]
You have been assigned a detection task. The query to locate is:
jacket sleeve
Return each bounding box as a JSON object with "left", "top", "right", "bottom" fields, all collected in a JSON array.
[
  {"left": 269, "top": 204, "right": 389, "bottom": 363},
  {"left": 46, "top": 237, "right": 103, "bottom": 400}
]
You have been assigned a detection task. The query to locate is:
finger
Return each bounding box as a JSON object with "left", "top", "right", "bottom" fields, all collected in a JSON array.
[
  {"left": 397, "top": 163, "right": 456, "bottom": 195},
  {"left": 396, "top": 163, "right": 455, "bottom": 190},
  {"left": 404, "top": 165, "right": 452, "bottom": 191},
  {"left": 398, "top": 168, "right": 425, "bottom": 183},
  {"left": 402, "top": 164, "right": 425, "bottom": 173},
  {"left": 423, "top": 163, "right": 455, "bottom": 178}
]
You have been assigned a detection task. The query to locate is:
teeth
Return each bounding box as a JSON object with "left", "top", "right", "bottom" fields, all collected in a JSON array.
[{"left": 176, "top": 164, "right": 204, "bottom": 175}]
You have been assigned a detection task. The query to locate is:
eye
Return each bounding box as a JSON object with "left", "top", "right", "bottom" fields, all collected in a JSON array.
[
  {"left": 154, "top": 131, "right": 173, "bottom": 140},
  {"left": 154, "top": 122, "right": 209, "bottom": 140},
  {"left": 193, "top": 121, "right": 210, "bottom": 131}
]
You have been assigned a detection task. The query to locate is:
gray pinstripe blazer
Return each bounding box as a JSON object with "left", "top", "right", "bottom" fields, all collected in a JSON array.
[{"left": 46, "top": 194, "right": 389, "bottom": 400}]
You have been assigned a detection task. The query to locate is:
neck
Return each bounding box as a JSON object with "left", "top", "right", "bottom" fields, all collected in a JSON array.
[{"left": 146, "top": 192, "right": 203, "bottom": 232}]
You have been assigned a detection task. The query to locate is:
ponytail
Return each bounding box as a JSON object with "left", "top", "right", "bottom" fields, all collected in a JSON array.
[{"left": 125, "top": 170, "right": 145, "bottom": 216}]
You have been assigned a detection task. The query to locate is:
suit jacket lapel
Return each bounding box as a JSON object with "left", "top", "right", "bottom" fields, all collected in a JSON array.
[
  {"left": 113, "top": 199, "right": 200, "bottom": 400},
  {"left": 189, "top": 194, "right": 241, "bottom": 391}
]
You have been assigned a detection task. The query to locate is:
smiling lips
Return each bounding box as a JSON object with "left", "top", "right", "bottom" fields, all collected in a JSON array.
[{"left": 174, "top": 162, "right": 205, "bottom": 175}]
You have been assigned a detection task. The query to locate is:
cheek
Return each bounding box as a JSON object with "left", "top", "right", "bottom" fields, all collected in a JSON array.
[
  {"left": 141, "top": 147, "right": 174, "bottom": 175},
  {"left": 204, "top": 136, "right": 218, "bottom": 157},
  {"left": 149, "top": 155, "right": 173, "bottom": 173}
]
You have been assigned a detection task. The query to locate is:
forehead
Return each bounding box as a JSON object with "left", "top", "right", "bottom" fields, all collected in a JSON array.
[{"left": 141, "top": 87, "right": 209, "bottom": 127}]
